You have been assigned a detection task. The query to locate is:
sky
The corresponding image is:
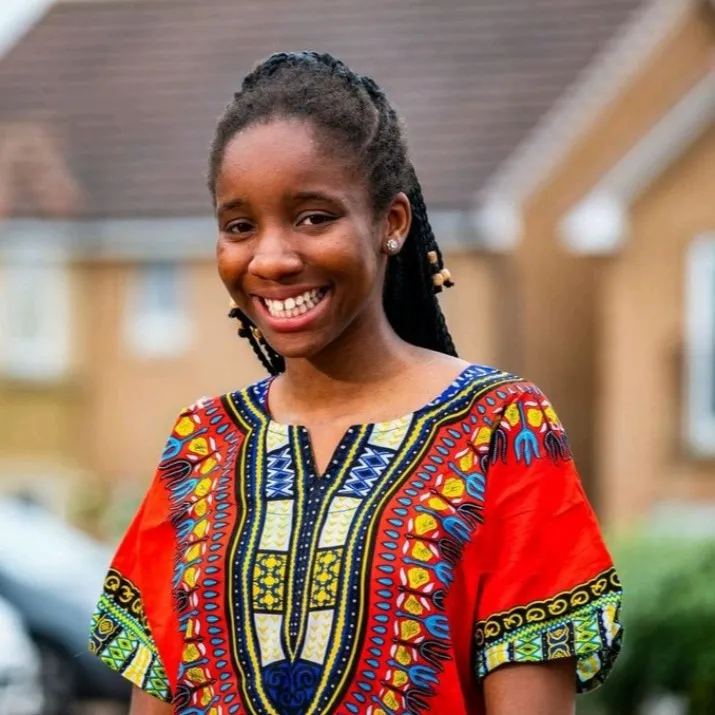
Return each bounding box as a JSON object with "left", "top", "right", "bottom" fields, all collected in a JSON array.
[{"left": 0, "top": 0, "right": 54, "bottom": 58}]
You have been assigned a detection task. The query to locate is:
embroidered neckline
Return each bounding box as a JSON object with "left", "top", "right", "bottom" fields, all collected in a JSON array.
[{"left": 252, "top": 363, "right": 480, "bottom": 434}]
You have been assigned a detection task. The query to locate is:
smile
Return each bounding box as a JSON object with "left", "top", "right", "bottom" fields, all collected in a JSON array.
[{"left": 261, "top": 288, "right": 329, "bottom": 319}]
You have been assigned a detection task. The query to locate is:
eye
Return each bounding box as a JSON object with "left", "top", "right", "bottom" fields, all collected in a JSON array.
[
  {"left": 225, "top": 220, "right": 255, "bottom": 235},
  {"left": 297, "top": 213, "right": 335, "bottom": 227}
]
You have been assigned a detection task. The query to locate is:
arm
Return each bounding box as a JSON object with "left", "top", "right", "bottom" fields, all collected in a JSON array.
[
  {"left": 483, "top": 659, "right": 576, "bottom": 715},
  {"left": 130, "top": 687, "right": 174, "bottom": 715}
]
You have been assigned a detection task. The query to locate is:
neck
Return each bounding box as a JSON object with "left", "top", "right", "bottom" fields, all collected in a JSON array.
[{"left": 276, "top": 310, "right": 426, "bottom": 421}]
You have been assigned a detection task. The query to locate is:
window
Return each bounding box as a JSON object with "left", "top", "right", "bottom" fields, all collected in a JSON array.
[
  {"left": 685, "top": 234, "right": 715, "bottom": 455},
  {"left": 125, "top": 261, "right": 190, "bottom": 358},
  {"left": 0, "top": 244, "right": 71, "bottom": 380}
]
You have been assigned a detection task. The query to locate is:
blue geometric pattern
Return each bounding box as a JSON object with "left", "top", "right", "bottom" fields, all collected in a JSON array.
[
  {"left": 266, "top": 446, "right": 295, "bottom": 498},
  {"left": 338, "top": 445, "right": 394, "bottom": 498}
]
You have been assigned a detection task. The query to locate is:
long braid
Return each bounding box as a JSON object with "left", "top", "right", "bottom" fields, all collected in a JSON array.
[
  {"left": 358, "top": 76, "right": 457, "bottom": 357},
  {"left": 402, "top": 173, "right": 458, "bottom": 356},
  {"left": 228, "top": 305, "right": 284, "bottom": 376},
  {"left": 210, "top": 51, "right": 458, "bottom": 374}
]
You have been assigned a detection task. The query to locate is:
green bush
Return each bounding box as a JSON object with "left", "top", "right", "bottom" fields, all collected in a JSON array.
[{"left": 587, "top": 537, "right": 715, "bottom": 715}]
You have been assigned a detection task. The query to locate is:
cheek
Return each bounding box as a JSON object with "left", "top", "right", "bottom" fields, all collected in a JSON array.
[
  {"left": 349, "top": 244, "right": 381, "bottom": 295},
  {"left": 327, "top": 228, "right": 380, "bottom": 284},
  {"left": 216, "top": 240, "right": 247, "bottom": 287}
]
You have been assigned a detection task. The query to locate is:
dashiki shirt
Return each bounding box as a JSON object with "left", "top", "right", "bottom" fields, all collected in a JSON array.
[{"left": 89, "top": 364, "right": 623, "bottom": 714}]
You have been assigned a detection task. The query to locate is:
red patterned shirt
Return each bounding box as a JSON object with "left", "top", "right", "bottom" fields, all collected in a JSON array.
[{"left": 89, "top": 364, "right": 622, "bottom": 714}]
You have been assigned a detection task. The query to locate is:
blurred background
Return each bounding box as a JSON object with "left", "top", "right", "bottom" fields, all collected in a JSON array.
[{"left": 1, "top": 0, "right": 715, "bottom": 713}]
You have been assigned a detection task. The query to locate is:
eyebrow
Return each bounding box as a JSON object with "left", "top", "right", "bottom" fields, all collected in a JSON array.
[
  {"left": 216, "top": 197, "right": 246, "bottom": 214},
  {"left": 292, "top": 190, "right": 337, "bottom": 202},
  {"left": 216, "top": 190, "right": 346, "bottom": 215},
  {"left": 290, "top": 190, "right": 348, "bottom": 208}
]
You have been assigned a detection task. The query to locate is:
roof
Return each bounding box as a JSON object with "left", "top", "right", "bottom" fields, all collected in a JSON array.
[
  {"left": 559, "top": 66, "right": 715, "bottom": 254},
  {"left": 0, "top": 0, "right": 644, "bottom": 219},
  {"left": 482, "top": 0, "right": 697, "bottom": 205}
]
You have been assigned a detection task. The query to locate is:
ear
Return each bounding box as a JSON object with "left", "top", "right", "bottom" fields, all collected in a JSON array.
[{"left": 380, "top": 192, "right": 412, "bottom": 252}]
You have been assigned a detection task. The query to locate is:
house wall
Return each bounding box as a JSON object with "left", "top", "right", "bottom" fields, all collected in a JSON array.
[
  {"left": 0, "top": 379, "right": 83, "bottom": 469},
  {"left": 516, "top": 2, "right": 715, "bottom": 512},
  {"left": 0, "top": 260, "right": 85, "bottom": 503},
  {"left": 599, "top": 122, "right": 715, "bottom": 531},
  {"left": 440, "top": 250, "right": 500, "bottom": 368}
]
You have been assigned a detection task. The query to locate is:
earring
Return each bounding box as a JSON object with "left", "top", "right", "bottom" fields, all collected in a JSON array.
[
  {"left": 251, "top": 326, "right": 263, "bottom": 342},
  {"left": 385, "top": 237, "right": 400, "bottom": 255}
]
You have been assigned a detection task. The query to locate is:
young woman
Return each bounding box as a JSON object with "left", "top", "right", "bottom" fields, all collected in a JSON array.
[{"left": 89, "top": 51, "right": 622, "bottom": 715}]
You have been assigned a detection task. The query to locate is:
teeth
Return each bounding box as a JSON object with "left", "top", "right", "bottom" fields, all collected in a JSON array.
[{"left": 263, "top": 289, "right": 326, "bottom": 318}]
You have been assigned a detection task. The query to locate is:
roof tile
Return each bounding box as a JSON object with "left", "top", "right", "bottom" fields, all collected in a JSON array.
[{"left": 0, "top": 0, "right": 643, "bottom": 217}]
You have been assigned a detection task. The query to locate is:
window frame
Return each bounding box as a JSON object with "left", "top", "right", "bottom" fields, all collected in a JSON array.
[
  {"left": 684, "top": 233, "right": 715, "bottom": 456},
  {"left": 124, "top": 260, "right": 191, "bottom": 359},
  {"left": 0, "top": 243, "right": 71, "bottom": 381}
]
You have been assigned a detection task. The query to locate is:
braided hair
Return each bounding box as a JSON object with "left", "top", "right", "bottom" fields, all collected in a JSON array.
[{"left": 209, "top": 51, "right": 457, "bottom": 376}]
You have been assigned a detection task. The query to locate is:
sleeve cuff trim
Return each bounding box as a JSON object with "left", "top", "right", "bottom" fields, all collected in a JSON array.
[
  {"left": 88, "top": 571, "right": 172, "bottom": 702},
  {"left": 475, "top": 568, "right": 623, "bottom": 692}
]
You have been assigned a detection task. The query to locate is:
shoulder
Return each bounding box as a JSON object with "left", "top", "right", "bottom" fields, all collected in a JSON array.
[
  {"left": 456, "top": 364, "right": 570, "bottom": 458},
  {"left": 491, "top": 380, "right": 571, "bottom": 468},
  {"left": 160, "top": 377, "right": 271, "bottom": 454},
  {"left": 156, "top": 384, "right": 266, "bottom": 479},
  {"left": 459, "top": 364, "right": 556, "bottom": 405},
  {"left": 173, "top": 376, "right": 272, "bottom": 424},
  {"left": 456, "top": 363, "right": 543, "bottom": 407},
  {"left": 171, "top": 394, "right": 225, "bottom": 429}
]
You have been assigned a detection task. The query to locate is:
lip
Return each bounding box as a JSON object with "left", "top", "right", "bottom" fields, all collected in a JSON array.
[{"left": 252, "top": 288, "right": 331, "bottom": 334}]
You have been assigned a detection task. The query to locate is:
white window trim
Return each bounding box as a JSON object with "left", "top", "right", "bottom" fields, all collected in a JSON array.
[
  {"left": 124, "top": 261, "right": 191, "bottom": 359},
  {"left": 0, "top": 242, "right": 71, "bottom": 381},
  {"left": 684, "top": 234, "right": 715, "bottom": 456}
]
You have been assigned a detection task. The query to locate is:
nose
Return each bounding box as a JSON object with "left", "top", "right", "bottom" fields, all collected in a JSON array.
[{"left": 248, "top": 228, "right": 303, "bottom": 282}]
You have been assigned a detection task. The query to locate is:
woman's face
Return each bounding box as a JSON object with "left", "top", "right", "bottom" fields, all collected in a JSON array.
[{"left": 215, "top": 118, "right": 408, "bottom": 361}]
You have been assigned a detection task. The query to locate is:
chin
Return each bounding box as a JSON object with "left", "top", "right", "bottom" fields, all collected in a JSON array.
[{"left": 265, "top": 334, "right": 329, "bottom": 362}]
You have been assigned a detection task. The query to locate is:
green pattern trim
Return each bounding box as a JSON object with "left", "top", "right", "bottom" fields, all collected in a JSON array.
[
  {"left": 475, "top": 569, "right": 623, "bottom": 692},
  {"left": 88, "top": 569, "right": 171, "bottom": 702}
]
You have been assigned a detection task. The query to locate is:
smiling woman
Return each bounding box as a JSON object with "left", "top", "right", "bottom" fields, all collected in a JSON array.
[
  {"left": 210, "top": 52, "right": 456, "bottom": 377},
  {"left": 88, "top": 51, "right": 623, "bottom": 715},
  {"left": 214, "top": 116, "right": 416, "bottom": 371}
]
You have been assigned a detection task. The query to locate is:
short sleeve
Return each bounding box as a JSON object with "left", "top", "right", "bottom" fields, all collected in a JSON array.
[
  {"left": 473, "top": 385, "right": 623, "bottom": 692},
  {"left": 87, "top": 406, "right": 198, "bottom": 702}
]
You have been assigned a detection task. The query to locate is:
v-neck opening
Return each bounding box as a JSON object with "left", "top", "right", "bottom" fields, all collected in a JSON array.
[
  {"left": 294, "top": 423, "right": 364, "bottom": 480},
  {"left": 240, "top": 363, "right": 478, "bottom": 480}
]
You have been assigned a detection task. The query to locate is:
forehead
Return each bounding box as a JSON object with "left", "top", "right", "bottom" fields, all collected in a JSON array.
[{"left": 215, "top": 119, "right": 365, "bottom": 202}]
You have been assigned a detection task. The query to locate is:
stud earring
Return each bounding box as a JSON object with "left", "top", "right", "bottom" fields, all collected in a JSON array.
[{"left": 385, "top": 237, "right": 400, "bottom": 255}]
